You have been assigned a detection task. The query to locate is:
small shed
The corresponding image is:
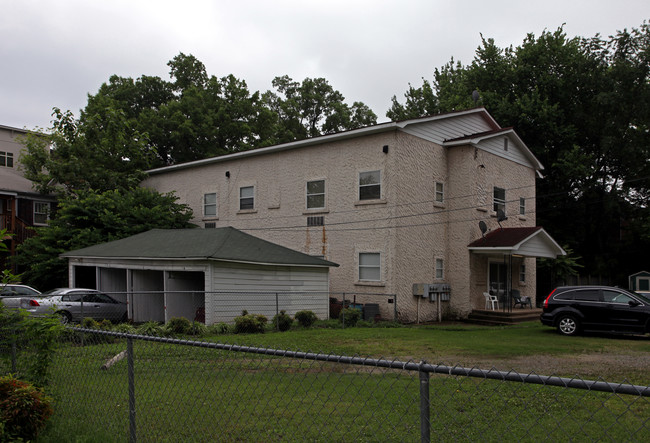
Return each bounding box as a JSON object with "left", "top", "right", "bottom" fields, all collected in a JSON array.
[
  {"left": 61, "top": 227, "right": 338, "bottom": 324},
  {"left": 629, "top": 271, "right": 650, "bottom": 293}
]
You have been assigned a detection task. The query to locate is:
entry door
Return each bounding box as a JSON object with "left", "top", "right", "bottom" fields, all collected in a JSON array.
[{"left": 489, "top": 262, "right": 507, "bottom": 301}]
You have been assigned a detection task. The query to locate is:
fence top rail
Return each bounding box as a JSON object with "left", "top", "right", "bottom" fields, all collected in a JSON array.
[
  {"left": 69, "top": 327, "right": 650, "bottom": 397},
  {"left": 56, "top": 290, "right": 397, "bottom": 297}
]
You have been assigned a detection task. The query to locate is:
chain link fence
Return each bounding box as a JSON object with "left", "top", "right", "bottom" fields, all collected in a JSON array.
[{"left": 3, "top": 326, "right": 648, "bottom": 442}]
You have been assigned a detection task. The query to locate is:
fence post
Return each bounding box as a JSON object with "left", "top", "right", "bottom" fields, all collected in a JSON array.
[
  {"left": 419, "top": 361, "right": 430, "bottom": 443},
  {"left": 11, "top": 328, "right": 17, "bottom": 373},
  {"left": 127, "top": 336, "right": 136, "bottom": 443},
  {"left": 275, "top": 293, "right": 279, "bottom": 331},
  {"left": 341, "top": 293, "right": 346, "bottom": 329}
]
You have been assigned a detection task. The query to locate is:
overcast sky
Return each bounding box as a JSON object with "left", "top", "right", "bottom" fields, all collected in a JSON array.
[{"left": 1, "top": 0, "right": 648, "bottom": 130}]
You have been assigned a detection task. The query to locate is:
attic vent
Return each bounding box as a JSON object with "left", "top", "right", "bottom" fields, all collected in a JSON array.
[
  {"left": 205, "top": 222, "right": 216, "bottom": 229},
  {"left": 504, "top": 138, "right": 509, "bottom": 151},
  {"left": 307, "top": 216, "right": 324, "bottom": 227}
]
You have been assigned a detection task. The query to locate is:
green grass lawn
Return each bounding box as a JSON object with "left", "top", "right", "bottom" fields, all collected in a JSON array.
[{"left": 36, "top": 322, "right": 650, "bottom": 442}]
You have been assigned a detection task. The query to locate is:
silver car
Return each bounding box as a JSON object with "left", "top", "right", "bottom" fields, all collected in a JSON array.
[{"left": 22, "top": 288, "right": 127, "bottom": 324}]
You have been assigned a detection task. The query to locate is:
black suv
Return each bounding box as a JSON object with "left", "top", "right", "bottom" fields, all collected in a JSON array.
[{"left": 541, "top": 286, "right": 650, "bottom": 336}]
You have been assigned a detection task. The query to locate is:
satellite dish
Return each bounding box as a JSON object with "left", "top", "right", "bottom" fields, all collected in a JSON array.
[{"left": 479, "top": 220, "right": 488, "bottom": 237}]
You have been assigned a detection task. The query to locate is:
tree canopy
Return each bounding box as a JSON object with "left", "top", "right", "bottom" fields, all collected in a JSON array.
[
  {"left": 15, "top": 188, "right": 193, "bottom": 289},
  {"left": 389, "top": 22, "right": 650, "bottom": 284}
]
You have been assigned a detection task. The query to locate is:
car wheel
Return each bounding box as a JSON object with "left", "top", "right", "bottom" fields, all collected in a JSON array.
[
  {"left": 557, "top": 314, "right": 580, "bottom": 336},
  {"left": 57, "top": 311, "right": 72, "bottom": 325}
]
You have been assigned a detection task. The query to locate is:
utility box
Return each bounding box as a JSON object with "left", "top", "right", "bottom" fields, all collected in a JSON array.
[{"left": 412, "top": 283, "right": 451, "bottom": 302}]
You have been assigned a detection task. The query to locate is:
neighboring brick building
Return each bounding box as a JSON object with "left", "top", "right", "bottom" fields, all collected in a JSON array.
[
  {"left": 141, "top": 108, "right": 564, "bottom": 322},
  {"left": 0, "top": 125, "right": 56, "bottom": 270}
]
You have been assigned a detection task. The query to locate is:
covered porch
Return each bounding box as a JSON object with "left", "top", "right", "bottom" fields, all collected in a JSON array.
[{"left": 468, "top": 227, "right": 566, "bottom": 314}]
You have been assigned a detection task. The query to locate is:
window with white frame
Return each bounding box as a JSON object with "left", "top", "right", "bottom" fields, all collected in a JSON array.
[
  {"left": 0, "top": 151, "right": 13, "bottom": 168},
  {"left": 34, "top": 202, "right": 50, "bottom": 225},
  {"left": 359, "top": 170, "right": 381, "bottom": 200},
  {"left": 239, "top": 186, "right": 254, "bottom": 210},
  {"left": 519, "top": 197, "right": 526, "bottom": 216},
  {"left": 435, "top": 258, "right": 444, "bottom": 279},
  {"left": 519, "top": 264, "right": 526, "bottom": 283},
  {"left": 306, "top": 180, "right": 325, "bottom": 209},
  {"left": 359, "top": 252, "right": 381, "bottom": 281},
  {"left": 435, "top": 182, "right": 444, "bottom": 204},
  {"left": 203, "top": 193, "right": 217, "bottom": 217},
  {"left": 493, "top": 187, "right": 506, "bottom": 214}
]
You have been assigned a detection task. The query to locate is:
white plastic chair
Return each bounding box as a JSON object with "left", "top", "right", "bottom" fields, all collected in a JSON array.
[{"left": 483, "top": 292, "right": 499, "bottom": 310}]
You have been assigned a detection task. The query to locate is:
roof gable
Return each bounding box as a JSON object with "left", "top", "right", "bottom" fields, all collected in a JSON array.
[
  {"left": 443, "top": 128, "right": 543, "bottom": 171},
  {"left": 62, "top": 227, "right": 338, "bottom": 268},
  {"left": 468, "top": 227, "right": 565, "bottom": 258}
]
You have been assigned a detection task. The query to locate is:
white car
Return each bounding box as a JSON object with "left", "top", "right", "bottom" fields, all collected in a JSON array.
[{"left": 22, "top": 288, "right": 127, "bottom": 324}]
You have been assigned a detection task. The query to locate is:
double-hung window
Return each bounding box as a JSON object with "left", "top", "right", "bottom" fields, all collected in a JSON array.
[
  {"left": 435, "top": 182, "right": 444, "bottom": 204},
  {"left": 359, "top": 253, "right": 381, "bottom": 281},
  {"left": 34, "top": 202, "right": 50, "bottom": 225},
  {"left": 435, "top": 258, "right": 444, "bottom": 279},
  {"left": 0, "top": 151, "right": 13, "bottom": 168},
  {"left": 519, "top": 264, "right": 526, "bottom": 283},
  {"left": 519, "top": 197, "right": 526, "bottom": 216},
  {"left": 239, "top": 186, "right": 254, "bottom": 210},
  {"left": 493, "top": 187, "right": 506, "bottom": 214},
  {"left": 204, "top": 193, "right": 217, "bottom": 217},
  {"left": 359, "top": 170, "right": 381, "bottom": 200},
  {"left": 306, "top": 180, "right": 325, "bottom": 210}
]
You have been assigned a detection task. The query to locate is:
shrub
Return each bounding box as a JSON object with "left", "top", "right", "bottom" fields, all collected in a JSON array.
[
  {"left": 113, "top": 323, "right": 136, "bottom": 334},
  {"left": 339, "top": 307, "right": 361, "bottom": 327},
  {"left": 81, "top": 318, "right": 100, "bottom": 329},
  {"left": 187, "top": 321, "right": 207, "bottom": 336},
  {"left": 294, "top": 310, "right": 318, "bottom": 328},
  {"left": 207, "top": 322, "right": 232, "bottom": 335},
  {"left": 137, "top": 321, "right": 166, "bottom": 336},
  {"left": 234, "top": 311, "right": 268, "bottom": 334},
  {"left": 0, "top": 375, "right": 53, "bottom": 441},
  {"left": 272, "top": 310, "right": 293, "bottom": 332},
  {"left": 166, "top": 317, "right": 192, "bottom": 335}
]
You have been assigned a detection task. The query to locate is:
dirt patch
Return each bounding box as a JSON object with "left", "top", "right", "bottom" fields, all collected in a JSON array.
[{"left": 431, "top": 352, "right": 650, "bottom": 384}]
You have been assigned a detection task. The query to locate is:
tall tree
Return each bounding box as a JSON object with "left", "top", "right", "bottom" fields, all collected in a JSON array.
[
  {"left": 15, "top": 188, "right": 193, "bottom": 289},
  {"left": 21, "top": 106, "right": 157, "bottom": 195},
  {"left": 263, "top": 75, "right": 377, "bottom": 143},
  {"left": 388, "top": 22, "right": 650, "bottom": 284}
]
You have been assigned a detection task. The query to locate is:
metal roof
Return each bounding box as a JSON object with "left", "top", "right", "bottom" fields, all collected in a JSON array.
[{"left": 61, "top": 227, "right": 339, "bottom": 268}]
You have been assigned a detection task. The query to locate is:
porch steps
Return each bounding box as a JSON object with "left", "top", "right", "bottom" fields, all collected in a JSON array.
[{"left": 467, "top": 308, "right": 542, "bottom": 326}]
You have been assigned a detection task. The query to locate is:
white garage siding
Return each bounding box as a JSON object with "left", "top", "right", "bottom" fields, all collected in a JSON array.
[{"left": 207, "top": 262, "right": 330, "bottom": 324}]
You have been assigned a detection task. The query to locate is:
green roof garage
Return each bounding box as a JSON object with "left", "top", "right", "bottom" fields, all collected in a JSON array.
[{"left": 61, "top": 227, "right": 338, "bottom": 325}]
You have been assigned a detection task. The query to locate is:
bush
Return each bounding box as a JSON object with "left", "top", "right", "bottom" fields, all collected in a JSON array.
[
  {"left": 187, "top": 321, "right": 207, "bottom": 336},
  {"left": 81, "top": 317, "right": 100, "bottom": 329},
  {"left": 166, "top": 317, "right": 192, "bottom": 335},
  {"left": 137, "top": 321, "right": 166, "bottom": 336},
  {"left": 272, "top": 310, "right": 293, "bottom": 332},
  {"left": 113, "top": 323, "right": 136, "bottom": 334},
  {"left": 294, "top": 310, "right": 318, "bottom": 328},
  {"left": 234, "top": 311, "right": 268, "bottom": 334},
  {"left": 0, "top": 375, "right": 53, "bottom": 441},
  {"left": 339, "top": 307, "right": 361, "bottom": 327},
  {"left": 207, "top": 322, "right": 232, "bottom": 335}
]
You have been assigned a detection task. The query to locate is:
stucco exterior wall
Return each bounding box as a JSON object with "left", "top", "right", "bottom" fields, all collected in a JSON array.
[{"left": 142, "top": 127, "right": 538, "bottom": 321}]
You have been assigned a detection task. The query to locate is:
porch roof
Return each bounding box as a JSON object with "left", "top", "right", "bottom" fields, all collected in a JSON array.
[
  {"left": 467, "top": 227, "right": 565, "bottom": 258},
  {"left": 61, "top": 227, "right": 339, "bottom": 268}
]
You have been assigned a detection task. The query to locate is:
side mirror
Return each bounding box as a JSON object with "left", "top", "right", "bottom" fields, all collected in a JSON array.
[{"left": 628, "top": 300, "right": 641, "bottom": 307}]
